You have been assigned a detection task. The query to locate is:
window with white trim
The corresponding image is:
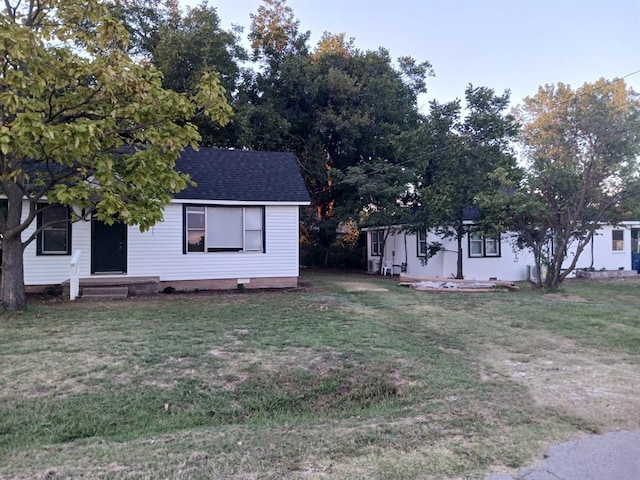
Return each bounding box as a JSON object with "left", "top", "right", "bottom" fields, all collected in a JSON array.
[
  {"left": 632, "top": 229, "right": 640, "bottom": 254},
  {"left": 468, "top": 232, "right": 501, "bottom": 258},
  {"left": 371, "top": 230, "right": 383, "bottom": 256},
  {"left": 417, "top": 230, "right": 428, "bottom": 256},
  {"left": 612, "top": 229, "right": 624, "bottom": 251},
  {"left": 37, "top": 204, "right": 71, "bottom": 255},
  {"left": 184, "top": 206, "right": 264, "bottom": 253}
]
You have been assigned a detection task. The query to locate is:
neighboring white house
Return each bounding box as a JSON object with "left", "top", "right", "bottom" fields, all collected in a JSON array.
[
  {"left": 22, "top": 148, "right": 310, "bottom": 292},
  {"left": 364, "top": 221, "right": 640, "bottom": 282}
]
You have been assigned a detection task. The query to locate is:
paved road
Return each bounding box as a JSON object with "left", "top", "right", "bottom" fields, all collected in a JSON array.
[{"left": 488, "top": 429, "right": 640, "bottom": 480}]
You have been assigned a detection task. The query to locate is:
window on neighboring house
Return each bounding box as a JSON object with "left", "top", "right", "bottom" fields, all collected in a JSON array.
[
  {"left": 184, "top": 205, "right": 264, "bottom": 253},
  {"left": 468, "top": 232, "right": 501, "bottom": 258},
  {"left": 371, "top": 230, "right": 383, "bottom": 256},
  {"left": 632, "top": 229, "right": 640, "bottom": 254},
  {"left": 612, "top": 229, "right": 624, "bottom": 251},
  {"left": 37, "top": 204, "right": 71, "bottom": 255},
  {"left": 417, "top": 230, "right": 428, "bottom": 256}
]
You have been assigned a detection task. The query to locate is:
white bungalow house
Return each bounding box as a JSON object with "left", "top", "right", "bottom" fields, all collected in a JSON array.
[
  {"left": 22, "top": 148, "right": 310, "bottom": 294},
  {"left": 364, "top": 220, "right": 640, "bottom": 282}
]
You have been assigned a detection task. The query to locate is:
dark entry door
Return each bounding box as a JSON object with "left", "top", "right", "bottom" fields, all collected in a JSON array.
[
  {"left": 91, "top": 220, "right": 127, "bottom": 273},
  {"left": 633, "top": 229, "right": 640, "bottom": 273}
]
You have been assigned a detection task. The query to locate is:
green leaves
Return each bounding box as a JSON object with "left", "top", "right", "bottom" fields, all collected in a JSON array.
[
  {"left": 194, "top": 72, "right": 234, "bottom": 126},
  {"left": 0, "top": 0, "right": 233, "bottom": 308},
  {"left": 493, "top": 78, "right": 640, "bottom": 289}
]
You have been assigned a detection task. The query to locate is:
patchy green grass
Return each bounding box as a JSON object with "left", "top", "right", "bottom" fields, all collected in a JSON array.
[{"left": 1, "top": 272, "right": 640, "bottom": 479}]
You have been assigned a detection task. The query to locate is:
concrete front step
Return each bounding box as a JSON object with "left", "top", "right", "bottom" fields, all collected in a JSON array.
[
  {"left": 62, "top": 276, "right": 160, "bottom": 298},
  {"left": 82, "top": 286, "right": 129, "bottom": 299}
]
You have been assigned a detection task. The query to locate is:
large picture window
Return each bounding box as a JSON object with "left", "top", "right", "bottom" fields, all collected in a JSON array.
[
  {"left": 37, "top": 204, "right": 72, "bottom": 255},
  {"left": 468, "top": 232, "right": 501, "bottom": 258},
  {"left": 184, "top": 206, "right": 264, "bottom": 253}
]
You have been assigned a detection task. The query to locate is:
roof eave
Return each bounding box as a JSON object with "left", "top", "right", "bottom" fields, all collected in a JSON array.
[{"left": 171, "top": 199, "right": 310, "bottom": 206}]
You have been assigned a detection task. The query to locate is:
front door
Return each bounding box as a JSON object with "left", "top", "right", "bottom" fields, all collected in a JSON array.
[
  {"left": 632, "top": 229, "right": 640, "bottom": 273},
  {"left": 91, "top": 220, "right": 127, "bottom": 274}
]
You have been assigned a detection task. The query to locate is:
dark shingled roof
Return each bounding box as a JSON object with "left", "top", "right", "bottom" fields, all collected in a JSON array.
[{"left": 174, "top": 147, "right": 310, "bottom": 203}]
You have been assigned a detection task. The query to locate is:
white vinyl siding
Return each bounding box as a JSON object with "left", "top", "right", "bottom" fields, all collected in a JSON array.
[
  {"left": 23, "top": 206, "right": 91, "bottom": 285},
  {"left": 128, "top": 204, "right": 296, "bottom": 280},
  {"left": 22, "top": 201, "right": 301, "bottom": 285}
]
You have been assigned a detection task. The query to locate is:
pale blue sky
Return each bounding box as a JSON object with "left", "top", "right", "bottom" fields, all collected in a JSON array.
[{"left": 182, "top": 0, "right": 640, "bottom": 111}]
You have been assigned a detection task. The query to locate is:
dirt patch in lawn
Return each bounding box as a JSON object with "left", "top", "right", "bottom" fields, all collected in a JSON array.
[
  {"left": 210, "top": 345, "right": 347, "bottom": 376},
  {"left": 336, "top": 281, "right": 389, "bottom": 292},
  {"left": 482, "top": 337, "right": 640, "bottom": 430},
  {"left": 543, "top": 293, "right": 588, "bottom": 303}
]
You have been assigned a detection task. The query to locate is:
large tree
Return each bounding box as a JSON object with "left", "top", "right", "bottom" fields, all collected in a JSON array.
[
  {"left": 409, "top": 86, "right": 519, "bottom": 278},
  {"left": 491, "top": 78, "right": 640, "bottom": 289},
  {"left": 338, "top": 158, "right": 417, "bottom": 272},
  {"left": 243, "top": 3, "right": 432, "bottom": 259},
  {"left": 0, "top": 0, "right": 232, "bottom": 311},
  {"left": 112, "top": 0, "right": 247, "bottom": 147}
]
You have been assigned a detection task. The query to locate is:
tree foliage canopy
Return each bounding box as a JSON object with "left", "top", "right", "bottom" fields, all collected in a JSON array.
[
  {"left": 482, "top": 78, "right": 640, "bottom": 289},
  {"left": 0, "top": 0, "right": 231, "bottom": 310},
  {"left": 407, "top": 86, "right": 519, "bottom": 278}
]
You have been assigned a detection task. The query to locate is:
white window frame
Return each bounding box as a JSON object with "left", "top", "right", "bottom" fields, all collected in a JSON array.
[
  {"left": 612, "top": 229, "right": 624, "bottom": 252},
  {"left": 417, "top": 230, "right": 428, "bottom": 256},
  {"left": 185, "top": 206, "right": 206, "bottom": 253},
  {"left": 468, "top": 231, "right": 501, "bottom": 258},
  {"left": 371, "top": 230, "right": 383, "bottom": 256},
  {"left": 184, "top": 205, "right": 264, "bottom": 254},
  {"left": 37, "top": 204, "right": 72, "bottom": 255}
]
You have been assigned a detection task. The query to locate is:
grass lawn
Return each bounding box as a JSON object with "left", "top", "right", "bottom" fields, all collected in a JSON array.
[{"left": 1, "top": 271, "right": 639, "bottom": 479}]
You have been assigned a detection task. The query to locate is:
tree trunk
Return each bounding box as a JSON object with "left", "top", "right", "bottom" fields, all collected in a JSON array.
[
  {"left": 1, "top": 232, "right": 27, "bottom": 311},
  {"left": 456, "top": 234, "right": 464, "bottom": 279}
]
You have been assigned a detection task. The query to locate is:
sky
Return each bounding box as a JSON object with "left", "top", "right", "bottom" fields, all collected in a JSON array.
[{"left": 182, "top": 0, "right": 640, "bottom": 112}]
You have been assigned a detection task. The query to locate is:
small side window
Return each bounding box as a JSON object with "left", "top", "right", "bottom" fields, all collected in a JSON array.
[
  {"left": 371, "top": 230, "right": 382, "bottom": 256},
  {"left": 186, "top": 206, "right": 205, "bottom": 252},
  {"left": 37, "top": 205, "right": 72, "bottom": 255},
  {"left": 612, "top": 230, "right": 624, "bottom": 251}
]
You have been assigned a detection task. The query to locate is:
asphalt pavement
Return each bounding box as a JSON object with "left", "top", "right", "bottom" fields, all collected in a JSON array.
[{"left": 488, "top": 429, "right": 640, "bottom": 480}]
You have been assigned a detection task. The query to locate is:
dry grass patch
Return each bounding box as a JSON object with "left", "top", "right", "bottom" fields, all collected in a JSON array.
[
  {"left": 3, "top": 273, "right": 640, "bottom": 479},
  {"left": 481, "top": 336, "right": 640, "bottom": 430},
  {"left": 0, "top": 351, "right": 122, "bottom": 399},
  {"left": 543, "top": 293, "right": 588, "bottom": 302},
  {"left": 336, "top": 281, "right": 389, "bottom": 292}
]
